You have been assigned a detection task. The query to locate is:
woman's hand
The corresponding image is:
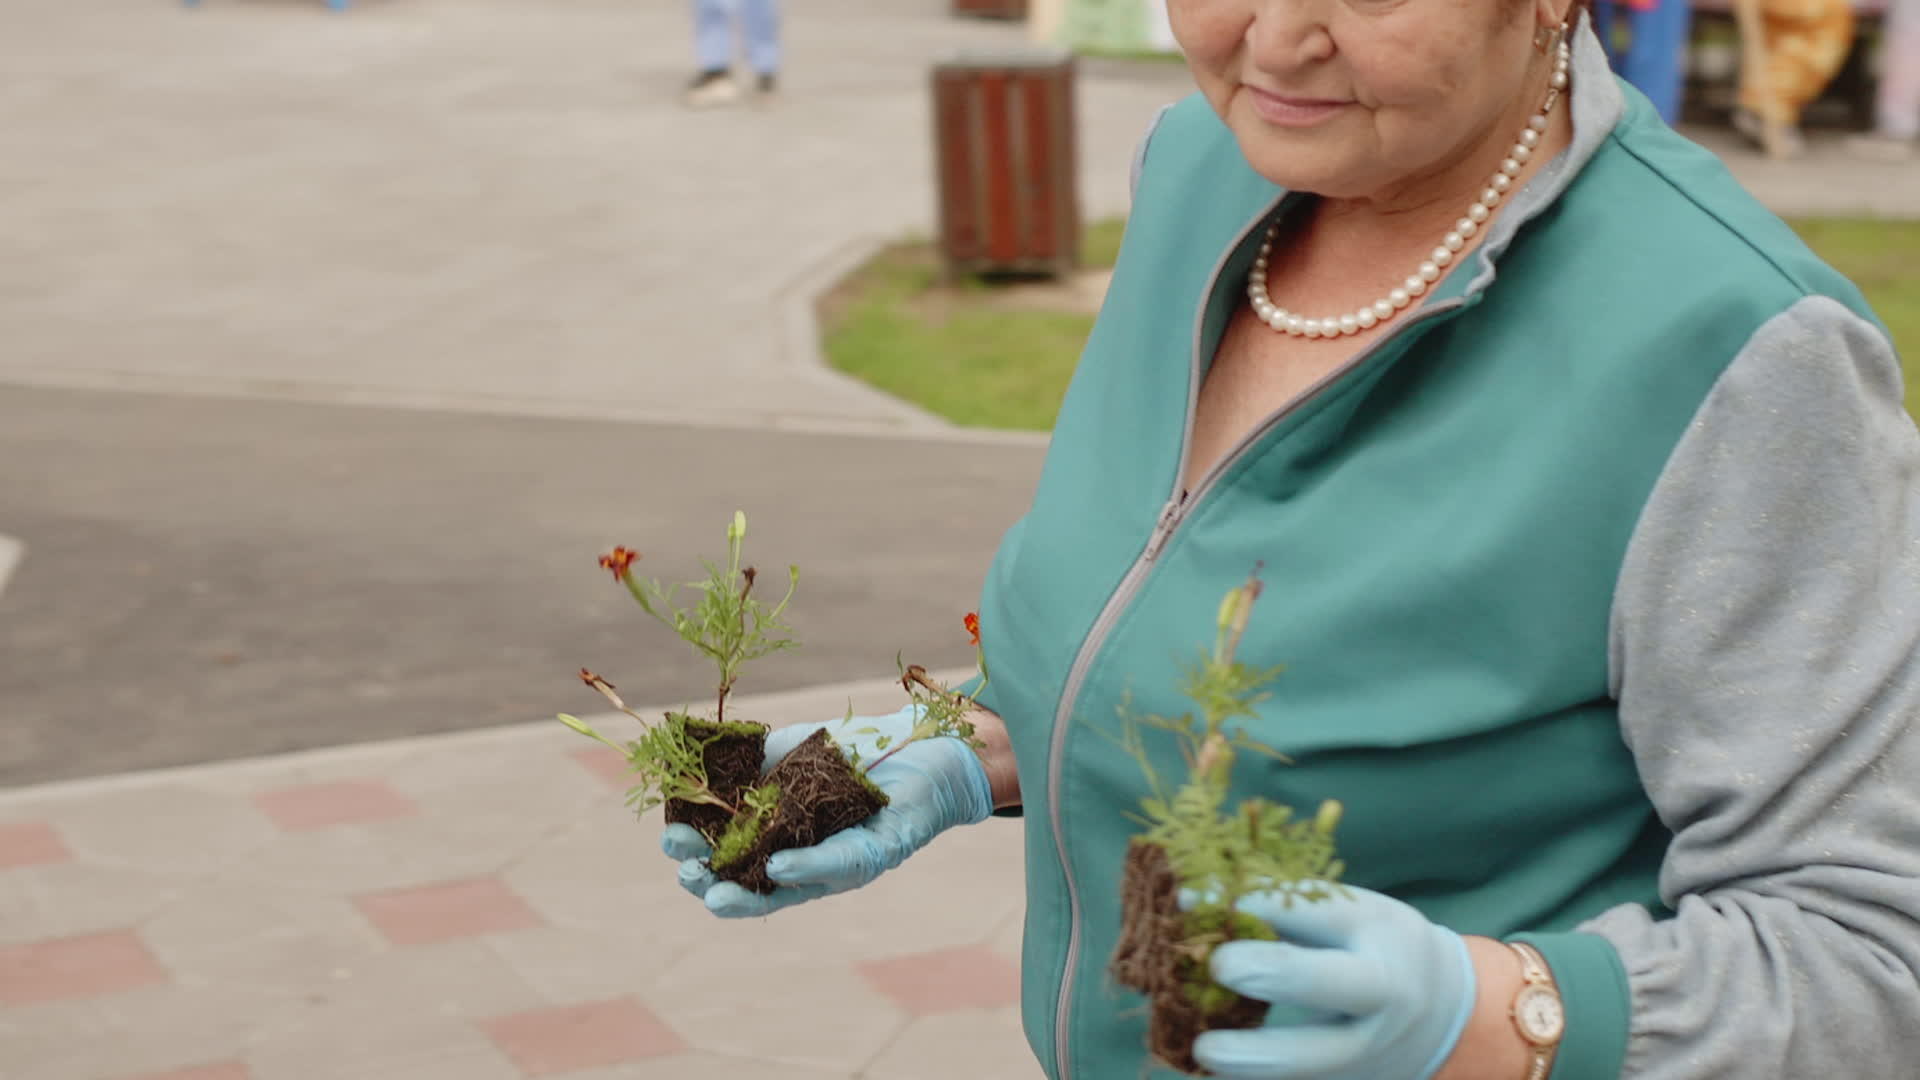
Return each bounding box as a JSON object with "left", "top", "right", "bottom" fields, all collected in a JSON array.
[
  {"left": 662, "top": 704, "right": 1001, "bottom": 918},
  {"left": 1178, "top": 884, "right": 1485, "bottom": 1080}
]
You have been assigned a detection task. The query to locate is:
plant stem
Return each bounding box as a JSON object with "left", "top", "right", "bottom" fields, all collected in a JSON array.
[
  {"left": 716, "top": 566, "right": 756, "bottom": 725},
  {"left": 556, "top": 714, "right": 627, "bottom": 754},
  {"left": 861, "top": 739, "right": 913, "bottom": 774},
  {"left": 768, "top": 566, "right": 798, "bottom": 622},
  {"left": 683, "top": 780, "right": 741, "bottom": 815}
]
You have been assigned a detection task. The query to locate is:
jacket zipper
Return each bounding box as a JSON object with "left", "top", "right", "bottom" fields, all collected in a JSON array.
[{"left": 1043, "top": 196, "right": 1469, "bottom": 1078}]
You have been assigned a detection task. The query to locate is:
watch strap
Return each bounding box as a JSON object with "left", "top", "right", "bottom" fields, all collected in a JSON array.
[{"left": 1507, "top": 941, "right": 1561, "bottom": 1080}]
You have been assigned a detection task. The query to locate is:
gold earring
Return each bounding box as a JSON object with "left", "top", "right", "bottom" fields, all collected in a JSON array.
[{"left": 1534, "top": 19, "right": 1571, "bottom": 54}]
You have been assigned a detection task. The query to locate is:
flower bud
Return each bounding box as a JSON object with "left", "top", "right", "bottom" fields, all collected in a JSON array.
[
  {"left": 1216, "top": 588, "right": 1242, "bottom": 635},
  {"left": 1315, "top": 799, "right": 1344, "bottom": 835}
]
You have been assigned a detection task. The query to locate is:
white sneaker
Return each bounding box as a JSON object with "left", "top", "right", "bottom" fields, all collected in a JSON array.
[
  {"left": 1731, "top": 107, "right": 1804, "bottom": 159},
  {"left": 684, "top": 71, "right": 740, "bottom": 108}
]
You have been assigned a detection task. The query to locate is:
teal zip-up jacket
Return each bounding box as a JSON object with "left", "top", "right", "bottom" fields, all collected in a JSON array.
[{"left": 968, "top": 21, "right": 1920, "bottom": 1080}]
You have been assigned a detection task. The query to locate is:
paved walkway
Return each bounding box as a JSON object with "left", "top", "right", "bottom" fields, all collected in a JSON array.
[
  {"left": 1674, "top": 124, "right": 1920, "bottom": 218},
  {"left": 1, "top": 673, "right": 1044, "bottom": 1080},
  {"left": 0, "top": 0, "right": 1190, "bottom": 436}
]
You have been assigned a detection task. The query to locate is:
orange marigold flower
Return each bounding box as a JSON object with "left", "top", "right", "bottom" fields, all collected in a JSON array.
[
  {"left": 598, "top": 547, "right": 640, "bottom": 582},
  {"left": 964, "top": 612, "right": 981, "bottom": 646}
]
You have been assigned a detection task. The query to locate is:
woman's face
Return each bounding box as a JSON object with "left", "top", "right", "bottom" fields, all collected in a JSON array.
[{"left": 1169, "top": 0, "right": 1555, "bottom": 202}]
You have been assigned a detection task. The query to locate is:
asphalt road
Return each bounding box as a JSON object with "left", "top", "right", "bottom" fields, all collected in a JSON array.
[{"left": 0, "top": 386, "right": 1045, "bottom": 787}]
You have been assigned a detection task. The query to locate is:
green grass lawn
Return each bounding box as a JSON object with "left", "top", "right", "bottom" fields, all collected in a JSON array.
[
  {"left": 819, "top": 219, "right": 1125, "bottom": 432},
  {"left": 824, "top": 217, "right": 1919, "bottom": 431},
  {"left": 1790, "top": 219, "right": 1920, "bottom": 419}
]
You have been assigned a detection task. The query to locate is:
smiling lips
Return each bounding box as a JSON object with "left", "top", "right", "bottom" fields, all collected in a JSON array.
[{"left": 1245, "top": 85, "right": 1351, "bottom": 127}]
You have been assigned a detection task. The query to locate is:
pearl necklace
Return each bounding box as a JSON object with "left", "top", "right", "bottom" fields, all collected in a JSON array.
[{"left": 1246, "top": 33, "right": 1572, "bottom": 339}]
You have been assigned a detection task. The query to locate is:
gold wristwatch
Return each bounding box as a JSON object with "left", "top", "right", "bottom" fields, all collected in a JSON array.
[{"left": 1507, "top": 941, "right": 1565, "bottom": 1080}]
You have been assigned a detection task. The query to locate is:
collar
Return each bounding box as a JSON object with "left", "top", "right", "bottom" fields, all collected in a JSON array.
[{"left": 1459, "top": 11, "right": 1625, "bottom": 293}]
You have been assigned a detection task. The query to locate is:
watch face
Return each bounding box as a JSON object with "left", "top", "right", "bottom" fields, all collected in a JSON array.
[{"left": 1515, "top": 986, "right": 1566, "bottom": 1044}]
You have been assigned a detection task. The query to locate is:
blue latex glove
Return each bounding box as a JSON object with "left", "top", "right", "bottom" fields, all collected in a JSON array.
[
  {"left": 1178, "top": 884, "right": 1477, "bottom": 1080},
  {"left": 660, "top": 703, "right": 994, "bottom": 918}
]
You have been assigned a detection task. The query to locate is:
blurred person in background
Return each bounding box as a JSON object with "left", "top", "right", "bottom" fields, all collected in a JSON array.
[
  {"left": 684, "top": 0, "right": 780, "bottom": 107},
  {"left": 1591, "top": 0, "right": 1694, "bottom": 123},
  {"left": 1734, "top": 0, "right": 1858, "bottom": 155},
  {"left": 1848, "top": 0, "right": 1920, "bottom": 158}
]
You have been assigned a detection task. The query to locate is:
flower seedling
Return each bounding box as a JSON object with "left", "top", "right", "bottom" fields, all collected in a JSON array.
[
  {"left": 848, "top": 623, "right": 991, "bottom": 775},
  {"left": 558, "top": 511, "right": 796, "bottom": 843},
  {"left": 1103, "top": 565, "right": 1347, "bottom": 1075},
  {"left": 559, "top": 510, "right": 988, "bottom": 893}
]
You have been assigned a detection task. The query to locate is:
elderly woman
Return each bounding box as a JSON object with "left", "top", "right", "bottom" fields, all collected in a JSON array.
[{"left": 665, "top": 1, "right": 1920, "bottom": 1077}]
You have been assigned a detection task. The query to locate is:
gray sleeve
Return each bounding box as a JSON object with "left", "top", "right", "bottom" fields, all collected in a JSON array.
[
  {"left": 1129, "top": 104, "right": 1173, "bottom": 204},
  {"left": 1586, "top": 294, "right": 1920, "bottom": 1078}
]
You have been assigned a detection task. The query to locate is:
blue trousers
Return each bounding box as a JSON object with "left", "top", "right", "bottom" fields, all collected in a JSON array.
[
  {"left": 693, "top": 0, "right": 781, "bottom": 76},
  {"left": 1592, "top": 0, "right": 1695, "bottom": 124}
]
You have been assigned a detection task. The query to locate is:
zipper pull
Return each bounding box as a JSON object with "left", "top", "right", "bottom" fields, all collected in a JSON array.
[{"left": 1143, "top": 495, "right": 1185, "bottom": 561}]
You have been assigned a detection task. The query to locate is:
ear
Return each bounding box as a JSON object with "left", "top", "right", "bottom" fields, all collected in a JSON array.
[{"left": 1535, "top": 0, "right": 1577, "bottom": 30}]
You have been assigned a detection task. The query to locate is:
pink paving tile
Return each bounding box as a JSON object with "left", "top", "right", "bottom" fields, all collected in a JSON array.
[
  {"left": 252, "top": 779, "right": 419, "bottom": 831},
  {"left": 571, "top": 745, "right": 637, "bottom": 790},
  {"left": 352, "top": 876, "right": 543, "bottom": 945},
  {"left": 0, "top": 821, "right": 72, "bottom": 869},
  {"left": 115, "top": 1063, "right": 251, "bottom": 1080},
  {"left": 480, "top": 997, "right": 687, "bottom": 1074},
  {"left": 0, "top": 930, "right": 170, "bottom": 1006},
  {"left": 857, "top": 944, "right": 1020, "bottom": 1015}
]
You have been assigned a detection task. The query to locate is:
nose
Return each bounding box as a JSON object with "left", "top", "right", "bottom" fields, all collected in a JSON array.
[{"left": 1244, "top": 0, "right": 1336, "bottom": 71}]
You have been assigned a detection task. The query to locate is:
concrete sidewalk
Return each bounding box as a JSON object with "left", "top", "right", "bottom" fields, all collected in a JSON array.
[
  {"left": 0, "top": 672, "right": 1042, "bottom": 1080},
  {"left": 0, "top": 0, "right": 1190, "bottom": 437}
]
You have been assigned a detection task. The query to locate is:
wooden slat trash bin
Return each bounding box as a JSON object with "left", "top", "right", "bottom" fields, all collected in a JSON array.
[{"left": 930, "top": 49, "right": 1080, "bottom": 281}]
